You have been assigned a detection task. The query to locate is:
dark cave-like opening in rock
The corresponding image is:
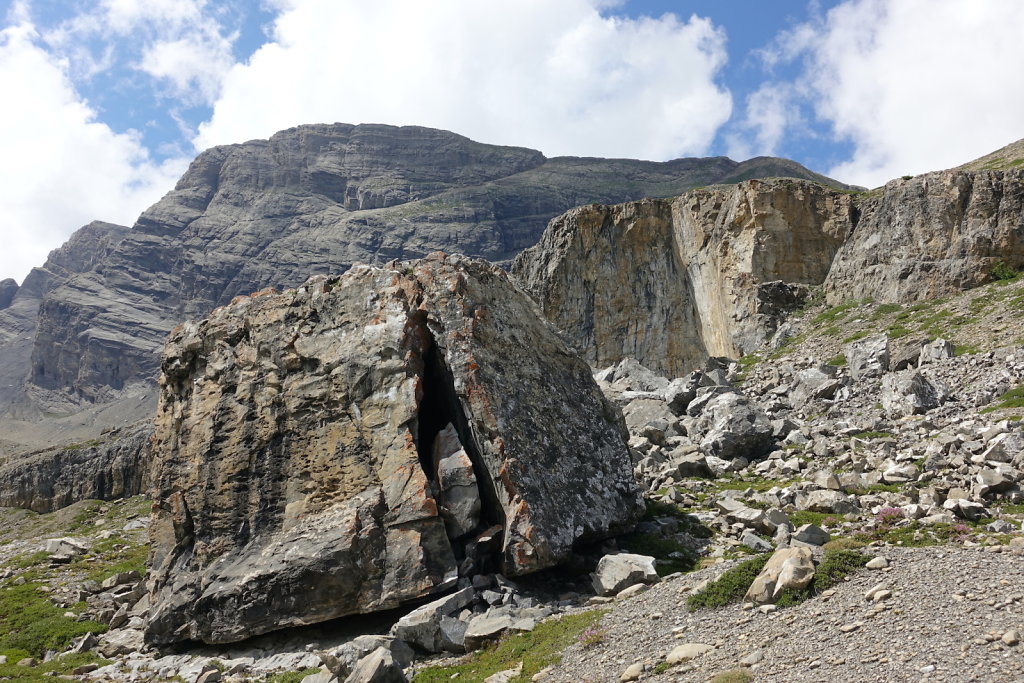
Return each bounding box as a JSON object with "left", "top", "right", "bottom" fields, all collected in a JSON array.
[{"left": 414, "top": 325, "right": 506, "bottom": 573}]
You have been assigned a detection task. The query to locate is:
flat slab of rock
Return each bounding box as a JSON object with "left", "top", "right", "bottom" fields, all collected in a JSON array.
[
  {"left": 145, "top": 254, "right": 642, "bottom": 646},
  {"left": 592, "top": 553, "right": 660, "bottom": 596}
]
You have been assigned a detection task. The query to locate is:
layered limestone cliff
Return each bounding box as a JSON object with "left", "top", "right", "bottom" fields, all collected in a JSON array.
[
  {"left": 512, "top": 179, "right": 854, "bottom": 375},
  {"left": 19, "top": 124, "right": 842, "bottom": 409},
  {"left": 824, "top": 169, "right": 1024, "bottom": 303},
  {"left": 514, "top": 168, "right": 1024, "bottom": 375},
  {"left": 0, "top": 422, "right": 151, "bottom": 512},
  {"left": 145, "top": 253, "right": 641, "bottom": 645}
]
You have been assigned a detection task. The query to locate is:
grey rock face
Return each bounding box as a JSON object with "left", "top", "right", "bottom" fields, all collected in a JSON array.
[
  {"left": 513, "top": 180, "right": 854, "bottom": 376},
  {"left": 0, "top": 279, "right": 16, "bottom": 310},
  {"left": 145, "top": 254, "right": 642, "bottom": 645},
  {"left": 0, "top": 220, "right": 129, "bottom": 414},
  {"left": 789, "top": 365, "right": 842, "bottom": 408},
  {"left": 696, "top": 392, "right": 775, "bottom": 461},
  {"left": 0, "top": 422, "right": 151, "bottom": 512},
  {"left": 344, "top": 647, "right": 407, "bottom": 683},
  {"left": 824, "top": 170, "right": 1024, "bottom": 304},
  {"left": 847, "top": 335, "right": 890, "bottom": 380},
  {"left": 392, "top": 587, "right": 475, "bottom": 654},
  {"left": 881, "top": 372, "right": 948, "bottom": 417}
]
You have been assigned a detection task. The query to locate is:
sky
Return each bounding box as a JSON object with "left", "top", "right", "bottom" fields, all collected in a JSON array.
[{"left": 2, "top": 0, "right": 1024, "bottom": 283}]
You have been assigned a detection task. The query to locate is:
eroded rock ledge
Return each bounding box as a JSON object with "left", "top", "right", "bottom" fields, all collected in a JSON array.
[{"left": 145, "top": 253, "right": 642, "bottom": 646}]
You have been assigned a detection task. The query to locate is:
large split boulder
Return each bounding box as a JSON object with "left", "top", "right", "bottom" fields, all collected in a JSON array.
[{"left": 144, "top": 254, "right": 642, "bottom": 645}]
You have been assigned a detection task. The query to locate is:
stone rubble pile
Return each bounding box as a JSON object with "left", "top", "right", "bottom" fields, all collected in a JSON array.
[{"left": 598, "top": 333, "right": 1024, "bottom": 564}]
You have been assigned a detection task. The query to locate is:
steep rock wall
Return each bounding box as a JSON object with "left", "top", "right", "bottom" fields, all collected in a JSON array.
[
  {"left": 825, "top": 169, "right": 1024, "bottom": 302},
  {"left": 145, "top": 253, "right": 641, "bottom": 645},
  {"left": 513, "top": 179, "right": 854, "bottom": 375},
  {"left": 0, "top": 422, "right": 151, "bottom": 512}
]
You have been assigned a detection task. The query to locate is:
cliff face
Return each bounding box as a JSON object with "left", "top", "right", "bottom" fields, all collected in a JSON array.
[
  {"left": 514, "top": 169, "right": 1024, "bottom": 375},
  {"left": 145, "top": 253, "right": 641, "bottom": 645},
  {"left": 0, "top": 221, "right": 129, "bottom": 419},
  {"left": 824, "top": 170, "right": 1024, "bottom": 303},
  {"left": 512, "top": 179, "right": 854, "bottom": 375},
  {"left": 14, "top": 123, "right": 843, "bottom": 410}
]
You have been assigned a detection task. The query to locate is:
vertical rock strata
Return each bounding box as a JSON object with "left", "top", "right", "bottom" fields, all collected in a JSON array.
[
  {"left": 512, "top": 180, "right": 854, "bottom": 375},
  {"left": 514, "top": 170, "right": 1024, "bottom": 376},
  {"left": 145, "top": 253, "right": 641, "bottom": 645}
]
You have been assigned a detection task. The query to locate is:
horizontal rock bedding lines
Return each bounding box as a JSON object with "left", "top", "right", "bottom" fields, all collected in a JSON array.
[{"left": 145, "top": 253, "right": 642, "bottom": 645}]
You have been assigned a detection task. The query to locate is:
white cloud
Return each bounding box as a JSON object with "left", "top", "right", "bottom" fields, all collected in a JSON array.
[
  {"left": 196, "top": 0, "right": 732, "bottom": 160},
  {"left": 726, "top": 82, "right": 802, "bottom": 160},
  {"left": 0, "top": 20, "right": 187, "bottom": 284},
  {"left": 770, "top": 0, "right": 1024, "bottom": 187},
  {"left": 41, "top": 0, "right": 237, "bottom": 105},
  {"left": 139, "top": 32, "right": 236, "bottom": 104}
]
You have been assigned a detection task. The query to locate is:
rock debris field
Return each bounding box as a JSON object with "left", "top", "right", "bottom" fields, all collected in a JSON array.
[{"left": 554, "top": 545, "right": 1023, "bottom": 682}]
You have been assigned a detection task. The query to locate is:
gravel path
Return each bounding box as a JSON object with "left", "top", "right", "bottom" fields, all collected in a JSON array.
[{"left": 551, "top": 545, "right": 1024, "bottom": 682}]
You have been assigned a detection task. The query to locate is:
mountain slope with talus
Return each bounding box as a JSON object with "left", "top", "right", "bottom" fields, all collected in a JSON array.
[{"left": 0, "top": 122, "right": 848, "bottom": 458}]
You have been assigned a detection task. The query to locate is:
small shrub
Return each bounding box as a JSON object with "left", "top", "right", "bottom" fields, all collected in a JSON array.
[
  {"left": 991, "top": 261, "right": 1021, "bottom": 281},
  {"left": 823, "top": 537, "right": 866, "bottom": 551},
  {"left": 687, "top": 554, "right": 771, "bottom": 610},
  {"left": 711, "top": 669, "right": 754, "bottom": 683},
  {"left": 887, "top": 324, "right": 912, "bottom": 339},
  {"left": 871, "top": 303, "right": 903, "bottom": 318},
  {"left": 851, "top": 430, "right": 894, "bottom": 440},
  {"left": 653, "top": 661, "right": 673, "bottom": 674},
  {"left": 875, "top": 507, "right": 905, "bottom": 526},
  {"left": 813, "top": 549, "right": 869, "bottom": 593},
  {"left": 621, "top": 533, "right": 698, "bottom": 576}
]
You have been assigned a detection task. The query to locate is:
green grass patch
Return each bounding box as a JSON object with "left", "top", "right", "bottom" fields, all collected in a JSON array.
[
  {"left": 812, "top": 301, "right": 862, "bottom": 326},
  {"left": 80, "top": 543, "right": 148, "bottom": 583},
  {"left": 827, "top": 353, "right": 847, "bottom": 366},
  {"left": 980, "top": 386, "right": 1024, "bottom": 414},
  {"left": 787, "top": 510, "right": 834, "bottom": 528},
  {"left": 774, "top": 549, "right": 869, "bottom": 608},
  {"left": 814, "top": 549, "right": 869, "bottom": 592},
  {"left": 413, "top": 611, "right": 607, "bottom": 683},
  {"left": 0, "top": 581, "right": 107, "bottom": 657},
  {"left": 687, "top": 554, "right": 770, "bottom": 610},
  {"left": 842, "top": 330, "right": 870, "bottom": 343},
  {"left": 887, "top": 324, "right": 913, "bottom": 339},
  {"left": 955, "top": 343, "right": 982, "bottom": 357},
  {"left": 850, "top": 430, "right": 894, "bottom": 440},
  {"left": 0, "top": 650, "right": 109, "bottom": 681},
  {"left": 870, "top": 303, "right": 903, "bottom": 319},
  {"left": 991, "top": 261, "right": 1021, "bottom": 281},
  {"left": 7, "top": 551, "right": 51, "bottom": 569},
  {"left": 823, "top": 537, "right": 867, "bottom": 551},
  {"left": 265, "top": 669, "right": 323, "bottom": 683}
]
